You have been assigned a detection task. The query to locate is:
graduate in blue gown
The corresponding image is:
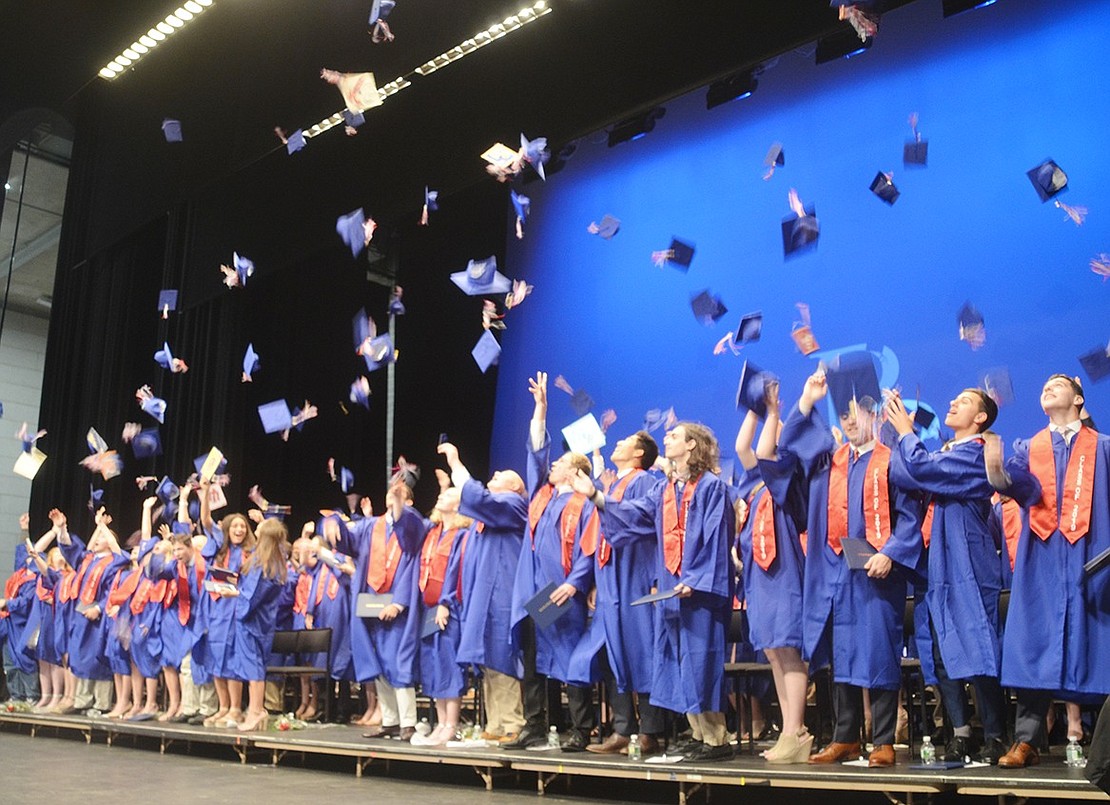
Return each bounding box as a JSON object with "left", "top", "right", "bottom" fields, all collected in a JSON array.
[
  {"left": 779, "top": 371, "right": 923, "bottom": 767},
  {"left": 224, "top": 517, "right": 290, "bottom": 732},
  {"left": 304, "top": 515, "right": 357, "bottom": 722},
  {"left": 437, "top": 440, "right": 529, "bottom": 743},
  {"left": 195, "top": 476, "right": 256, "bottom": 727},
  {"left": 999, "top": 375, "right": 1110, "bottom": 767},
  {"left": 2, "top": 538, "right": 40, "bottom": 700},
  {"left": 510, "top": 371, "right": 598, "bottom": 751},
  {"left": 347, "top": 484, "right": 426, "bottom": 740},
  {"left": 587, "top": 419, "right": 735, "bottom": 762},
  {"left": 567, "top": 431, "right": 666, "bottom": 756},
  {"left": 886, "top": 388, "right": 1038, "bottom": 764},
  {"left": 412, "top": 483, "right": 472, "bottom": 746},
  {"left": 734, "top": 396, "right": 811, "bottom": 764},
  {"left": 59, "top": 508, "right": 128, "bottom": 711}
]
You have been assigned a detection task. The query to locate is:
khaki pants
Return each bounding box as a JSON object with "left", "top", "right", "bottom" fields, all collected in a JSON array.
[
  {"left": 688, "top": 711, "right": 727, "bottom": 747},
  {"left": 376, "top": 677, "right": 417, "bottom": 728},
  {"left": 180, "top": 652, "right": 218, "bottom": 716},
  {"left": 73, "top": 678, "right": 113, "bottom": 711},
  {"left": 482, "top": 667, "right": 525, "bottom": 736}
]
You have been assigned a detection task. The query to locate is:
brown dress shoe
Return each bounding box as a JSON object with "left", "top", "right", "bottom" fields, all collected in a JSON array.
[
  {"left": 998, "top": 741, "right": 1040, "bottom": 768},
  {"left": 586, "top": 733, "right": 630, "bottom": 754},
  {"left": 808, "top": 741, "right": 861, "bottom": 764},
  {"left": 868, "top": 744, "right": 896, "bottom": 767},
  {"left": 398, "top": 726, "right": 416, "bottom": 742},
  {"left": 637, "top": 734, "right": 663, "bottom": 756}
]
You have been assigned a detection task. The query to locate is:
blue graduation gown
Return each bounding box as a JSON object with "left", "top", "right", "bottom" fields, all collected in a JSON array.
[
  {"left": 346, "top": 506, "right": 426, "bottom": 687},
  {"left": 601, "top": 471, "right": 735, "bottom": 715},
  {"left": 2, "top": 549, "right": 39, "bottom": 675},
  {"left": 780, "top": 405, "right": 923, "bottom": 689},
  {"left": 1002, "top": 430, "right": 1110, "bottom": 696},
  {"left": 737, "top": 456, "right": 807, "bottom": 653},
  {"left": 193, "top": 524, "right": 246, "bottom": 678},
  {"left": 418, "top": 521, "right": 470, "bottom": 700},
  {"left": 26, "top": 567, "right": 62, "bottom": 665},
  {"left": 510, "top": 432, "right": 596, "bottom": 684},
  {"left": 456, "top": 479, "right": 527, "bottom": 678},
  {"left": 889, "top": 433, "right": 1038, "bottom": 679},
  {"left": 566, "top": 468, "right": 659, "bottom": 693},
  {"left": 226, "top": 567, "right": 284, "bottom": 682},
  {"left": 305, "top": 560, "right": 354, "bottom": 680},
  {"left": 103, "top": 567, "right": 140, "bottom": 677},
  {"left": 65, "top": 547, "right": 128, "bottom": 680},
  {"left": 147, "top": 553, "right": 207, "bottom": 669},
  {"left": 129, "top": 539, "right": 168, "bottom": 679}
]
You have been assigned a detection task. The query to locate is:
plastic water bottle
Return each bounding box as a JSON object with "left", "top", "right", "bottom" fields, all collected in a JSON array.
[
  {"left": 1066, "top": 737, "right": 1085, "bottom": 767},
  {"left": 628, "top": 734, "right": 642, "bottom": 761},
  {"left": 920, "top": 735, "right": 936, "bottom": 765},
  {"left": 547, "top": 725, "right": 560, "bottom": 748}
]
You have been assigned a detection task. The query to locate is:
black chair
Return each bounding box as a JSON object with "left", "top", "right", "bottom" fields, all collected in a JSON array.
[
  {"left": 900, "top": 596, "right": 931, "bottom": 751},
  {"left": 723, "top": 609, "right": 775, "bottom": 754},
  {"left": 267, "top": 628, "right": 333, "bottom": 722}
]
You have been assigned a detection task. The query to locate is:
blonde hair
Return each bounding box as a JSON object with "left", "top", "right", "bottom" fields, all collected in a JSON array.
[
  {"left": 562, "top": 452, "right": 592, "bottom": 476},
  {"left": 243, "top": 518, "right": 289, "bottom": 581}
]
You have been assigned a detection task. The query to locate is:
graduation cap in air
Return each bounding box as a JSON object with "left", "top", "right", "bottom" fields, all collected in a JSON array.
[
  {"left": 903, "top": 113, "right": 927, "bottom": 167},
  {"left": 131, "top": 428, "right": 162, "bottom": 460},
  {"left": 655, "top": 237, "right": 695, "bottom": 271},
  {"left": 154, "top": 341, "right": 186, "bottom": 373},
  {"left": 229, "top": 252, "right": 254, "bottom": 287},
  {"left": 451, "top": 256, "right": 512, "bottom": 296},
  {"left": 162, "top": 119, "right": 183, "bottom": 143},
  {"left": 342, "top": 109, "right": 365, "bottom": 131},
  {"left": 350, "top": 377, "right": 371, "bottom": 409},
  {"left": 910, "top": 401, "right": 937, "bottom": 430},
  {"left": 511, "top": 190, "right": 530, "bottom": 238},
  {"left": 1079, "top": 343, "right": 1110, "bottom": 384},
  {"left": 1027, "top": 158, "right": 1068, "bottom": 202},
  {"left": 242, "top": 342, "right": 260, "bottom": 383},
  {"left": 587, "top": 214, "right": 620, "bottom": 239},
  {"left": 690, "top": 290, "right": 728, "bottom": 326},
  {"left": 286, "top": 129, "right": 306, "bottom": 155},
  {"left": 88, "top": 485, "right": 104, "bottom": 512},
  {"left": 781, "top": 204, "right": 820, "bottom": 258},
  {"left": 764, "top": 142, "right": 785, "bottom": 172},
  {"left": 519, "top": 132, "right": 548, "bottom": 181},
  {"left": 389, "top": 286, "right": 406, "bottom": 316},
  {"left": 981, "top": 366, "right": 1015, "bottom": 407},
  {"left": 137, "top": 389, "right": 166, "bottom": 423},
  {"left": 736, "top": 360, "right": 777, "bottom": 419},
  {"left": 825, "top": 351, "right": 882, "bottom": 417},
  {"left": 339, "top": 466, "right": 355, "bottom": 494},
  {"left": 257, "top": 400, "right": 293, "bottom": 435},
  {"left": 957, "top": 302, "right": 986, "bottom": 350},
  {"left": 737, "top": 311, "right": 763, "bottom": 344},
  {"left": 320, "top": 69, "right": 383, "bottom": 114},
  {"left": 156, "top": 476, "right": 180, "bottom": 504},
  {"left": 471, "top": 330, "right": 501, "bottom": 373},
  {"left": 336, "top": 208, "right": 374, "bottom": 259},
  {"left": 193, "top": 450, "right": 228, "bottom": 479},
  {"left": 368, "top": 0, "right": 396, "bottom": 42},
  {"left": 158, "top": 290, "right": 178, "bottom": 318},
  {"left": 362, "top": 333, "right": 394, "bottom": 373},
  {"left": 870, "top": 171, "right": 900, "bottom": 205},
  {"left": 420, "top": 187, "right": 438, "bottom": 225}
]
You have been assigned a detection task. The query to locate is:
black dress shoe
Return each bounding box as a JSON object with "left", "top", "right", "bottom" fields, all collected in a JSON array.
[
  {"left": 943, "top": 735, "right": 976, "bottom": 762},
  {"left": 398, "top": 726, "right": 416, "bottom": 742},
  {"left": 187, "top": 714, "right": 207, "bottom": 725},
  {"left": 669, "top": 736, "right": 698, "bottom": 756},
  {"left": 684, "top": 742, "right": 734, "bottom": 762},
  {"left": 977, "top": 737, "right": 1008, "bottom": 765},
  {"left": 560, "top": 730, "right": 589, "bottom": 752},
  {"left": 500, "top": 725, "right": 547, "bottom": 750},
  {"left": 363, "top": 724, "right": 400, "bottom": 739}
]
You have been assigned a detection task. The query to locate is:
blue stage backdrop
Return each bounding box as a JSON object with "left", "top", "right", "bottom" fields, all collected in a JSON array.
[{"left": 486, "top": 0, "right": 1110, "bottom": 474}]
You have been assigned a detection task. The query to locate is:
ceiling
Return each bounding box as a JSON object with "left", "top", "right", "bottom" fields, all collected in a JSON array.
[{"left": 0, "top": 0, "right": 913, "bottom": 319}]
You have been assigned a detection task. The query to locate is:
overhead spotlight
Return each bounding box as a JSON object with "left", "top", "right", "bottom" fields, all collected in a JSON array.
[
  {"left": 706, "top": 69, "right": 759, "bottom": 110},
  {"left": 815, "top": 27, "right": 873, "bottom": 64},
  {"left": 607, "top": 107, "right": 666, "bottom": 148},
  {"left": 942, "top": 0, "right": 997, "bottom": 17}
]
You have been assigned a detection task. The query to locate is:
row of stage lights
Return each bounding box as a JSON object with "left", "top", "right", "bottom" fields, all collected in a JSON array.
[{"left": 98, "top": 0, "right": 213, "bottom": 80}]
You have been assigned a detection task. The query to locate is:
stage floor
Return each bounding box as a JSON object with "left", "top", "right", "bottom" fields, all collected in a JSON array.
[{"left": 1, "top": 711, "right": 1104, "bottom": 803}]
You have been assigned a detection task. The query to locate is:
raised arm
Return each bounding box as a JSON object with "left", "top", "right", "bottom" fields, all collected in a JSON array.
[
  {"left": 735, "top": 409, "right": 759, "bottom": 471},
  {"left": 199, "top": 476, "right": 215, "bottom": 531},
  {"left": 755, "top": 379, "right": 782, "bottom": 461}
]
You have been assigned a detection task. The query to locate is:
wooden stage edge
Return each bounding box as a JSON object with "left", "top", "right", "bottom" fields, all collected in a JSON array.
[{"left": 2, "top": 711, "right": 1106, "bottom": 804}]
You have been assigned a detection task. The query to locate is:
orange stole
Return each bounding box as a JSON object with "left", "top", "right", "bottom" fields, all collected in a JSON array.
[
  {"left": 107, "top": 568, "right": 143, "bottom": 612},
  {"left": 662, "top": 477, "right": 700, "bottom": 576},
  {"left": 366, "top": 517, "right": 401, "bottom": 593},
  {"left": 582, "top": 469, "right": 644, "bottom": 569},
  {"left": 921, "top": 502, "right": 935, "bottom": 549},
  {"left": 175, "top": 556, "right": 206, "bottom": 626},
  {"left": 79, "top": 555, "right": 116, "bottom": 606},
  {"left": 293, "top": 573, "right": 312, "bottom": 615},
  {"left": 36, "top": 576, "right": 54, "bottom": 605},
  {"left": 419, "top": 525, "right": 459, "bottom": 607},
  {"left": 1, "top": 569, "right": 34, "bottom": 617},
  {"left": 751, "top": 486, "right": 776, "bottom": 572},
  {"left": 1028, "top": 426, "right": 1098, "bottom": 544},
  {"left": 827, "top": 443, "right": 893, "bottom": 555},
  {"left": 991, "top": 493, "right": 1022, "bottom": 571},
  {"left": 529, "top": 486, "right": 593, "bottom": 575}
]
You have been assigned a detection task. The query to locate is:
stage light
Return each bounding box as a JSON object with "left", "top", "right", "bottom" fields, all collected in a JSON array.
[
  {"left": 943, "top": 0, "right": 997, "bottom": 17},
  {"left": 607, "top": 107, "right": 666, "bottom": 148},
  {"left": 705, "top": 69, "right": 759, "bottom": 110},
  {"left": 815, "top": 27, "right": 873, "bottom": 64},
  {"left": 301, "top": 2, "right": 550, "bottom": 142},
  {"left": 99, "top": 2, "right": 212, "bottom": 79}
]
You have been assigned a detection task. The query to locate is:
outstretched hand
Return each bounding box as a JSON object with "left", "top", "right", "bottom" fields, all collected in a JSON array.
[
  {"left": 884, "top": 391, "right": 914, "bottom": 436},
  {"left": 570, "top": 469, "right": 596, "bottom": 498},
  {"left": 528, "top": 371, "right": 548, "bottom": 410}
]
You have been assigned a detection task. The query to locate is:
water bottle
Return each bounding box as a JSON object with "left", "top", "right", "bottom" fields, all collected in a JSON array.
[
  {"left": 920, "top": 735, "right": 936, "bottom": 765},
  {"left": 547, "top": 725, "right": 560, "bottom": 748},
  {"left": 1066, "top": 737, "right": 1085, "bottom": 767},
  {"left": 416, "top": 718, "right": 431, "bottom": 737},
  {"left": 628, "top": 734, "right": 642, "bottom": 761},
  {"left": 472, "top": 723, "right": 483, "bottom": 741}
]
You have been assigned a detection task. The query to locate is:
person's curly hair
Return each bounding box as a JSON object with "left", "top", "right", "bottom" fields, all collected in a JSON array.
[{"left": 675, "top": 421, "right": 720, "bottom": 480}]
